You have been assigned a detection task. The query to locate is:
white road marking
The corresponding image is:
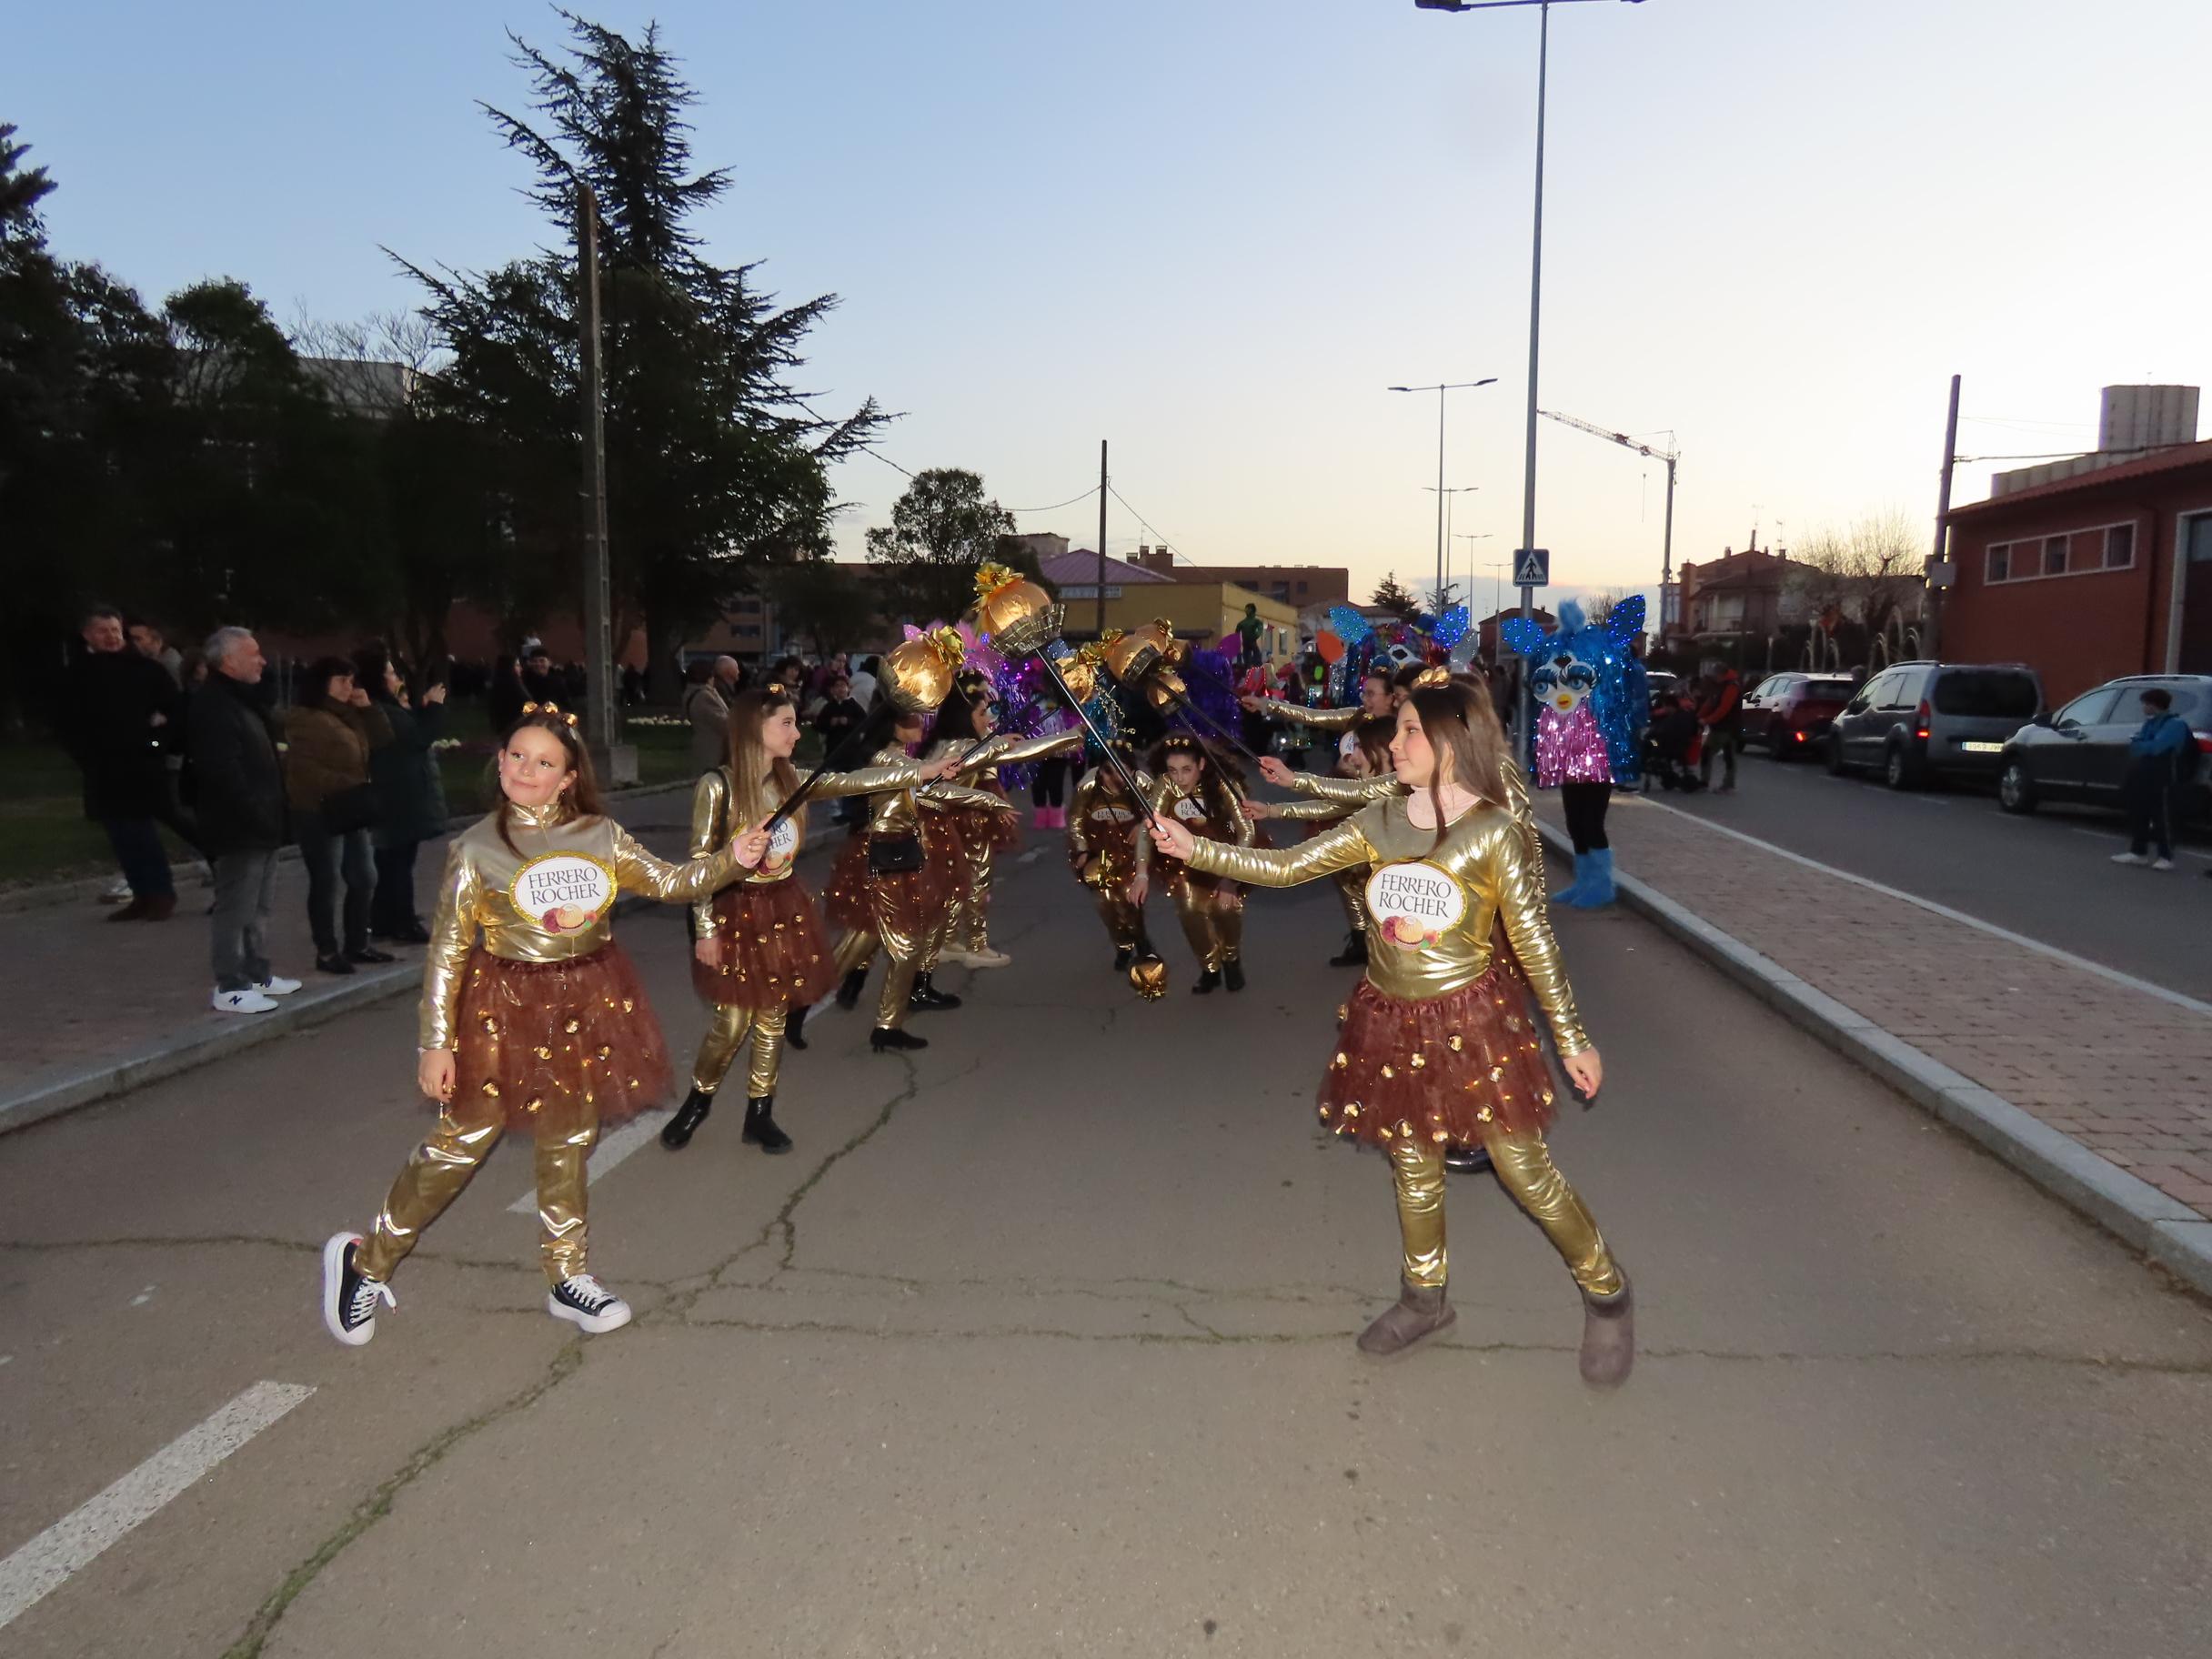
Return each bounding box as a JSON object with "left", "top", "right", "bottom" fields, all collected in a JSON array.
[
  {"left": 1631, "top": 797, "right": 2212, "bottom": 1019},
  {"left": 0, "top": 1381, "right": 313, "bottom": 1630},
  {"left": 128, "top": 1286, "right": 156, "bottom": 1307},
  {"left": 507, "top": 1110, "right": 669, "bottom": 1215}
]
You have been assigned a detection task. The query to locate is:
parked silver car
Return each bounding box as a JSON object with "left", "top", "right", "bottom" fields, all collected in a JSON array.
[
  {"left": 1825, "top": 660, "right": 2044, "bottom": 789},
  {"left": 1997, "top": 675, "right": 2212, "bottom": 822}
]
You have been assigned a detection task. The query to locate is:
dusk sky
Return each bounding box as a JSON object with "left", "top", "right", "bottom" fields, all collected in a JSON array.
[{"left": 11, "top": 0, "right": 2209, "bottom": 618}]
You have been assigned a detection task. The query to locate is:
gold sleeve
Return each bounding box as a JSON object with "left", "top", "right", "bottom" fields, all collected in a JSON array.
[
  {"left": 689, "top": 769, "right": 732, "bottom": 937},
  {"left": 920, "top": 781, "right": 1010, "bottom": 813},
  {"left": 1135, "top": 776, "right": 1177, "bottom": 873},
  {"left": 810, "top": 758, "right": 930, "bottom": 801},
  {"left": 1065, "top": 779, "right": 1098, "bottom": 860},
  {"left": 1291, "top": 771, "right": 1403, "bottom": 805},
  {"left": 1262, "top": 798, "right": 1355, "bottom": 824},
  {"left": 1181, "top": 816, "right": 1375, "bottom": 889},
  {"left": 1502, "top": 756, "right": 1542, "bottom": 872},
  {"left": 1225, "top": 784, "right": 1257, "bottom": 849},
  {"left": 609, "top": 822, "right": 741, "bottom": 904},
  {"left": 969, "top": 729, "right": 1081, "bottom": 775},
  {"left": 1483, "top": 818, "right": 1590, "bottom": 1056},
  {"left": 417, "top": 841, "right": 482, "bottom": 1051},
  {"left": 1260, "top": 700, "right": 1359, "bottom": 731}
]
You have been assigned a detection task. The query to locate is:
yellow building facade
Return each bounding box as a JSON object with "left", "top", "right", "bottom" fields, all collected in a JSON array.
[{"left": 1081, "top": 582, "right": 1299, "bottom": 667}]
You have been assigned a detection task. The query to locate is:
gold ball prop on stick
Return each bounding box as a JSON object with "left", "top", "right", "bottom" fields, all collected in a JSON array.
[
  {"left": 970, "top": 563, "right": 1063, "bottom": 657},
  {"left": 880, "top": 627, "right": 969, "bottom": 713},
  {"left": 1128, "top": 953, "right": 1169, "bottom": 1000}
]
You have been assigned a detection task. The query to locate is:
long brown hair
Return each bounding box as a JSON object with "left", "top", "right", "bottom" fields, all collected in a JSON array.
[
  {"left": 493, "top": 707, "right": 606, "bottom": 853},
  {"left": 1409, "top": 683, "right": 1508, "bottom": 847},
  {"left": 726, "top": 686, "right": 805, "bottom": 830},
  {"left": 1146, "top": 732, "right": 1240, "bottom": 824},
  {"left": 1348, "top": 716, "right": 1395, "bottom": 779}
]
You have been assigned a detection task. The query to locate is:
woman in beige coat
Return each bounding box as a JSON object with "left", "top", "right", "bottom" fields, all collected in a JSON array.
[{"left": 287, "top": 656, "right": 394, "bottom": 975}]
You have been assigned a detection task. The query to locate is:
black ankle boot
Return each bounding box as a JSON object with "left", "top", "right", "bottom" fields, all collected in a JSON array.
[
  {"left": 834, "top": 968, "right": 867, "bottom": 1010},
  {"left": 1443, "top": 1143, "right": 1493, "bottom": 1174},
  {"left": 1191, "top": 967, "right": 1221, "bottom": 996},
  {"left": 908, "top": 973, "right": 962, "bottom": 1011},
  {"left": 1328, "top": 931, "right": 1368, "bottom": 968},
  {"left": 870, "top": 1025, "right": 928, "bottom": 1052},
  {"left": 741, "top": 1095, "right": 793, "bottom": 1153},
  {"left": 1112, "top": 945, "right": 1134, "bottom": 972},
  {"left": 660, "top": 1088, "right": 713, "bottom": 1150},
  {"left": 1222, "top": 957, "right": 1246, "bottom": 992},
  {"left": 785, "top": 1004, "right": 809, "bottom": 1051}
]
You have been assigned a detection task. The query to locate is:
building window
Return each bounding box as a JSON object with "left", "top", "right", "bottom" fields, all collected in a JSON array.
[
  {"left": 1986, "top": 544, "right": 2011, "bottom": 584},
  {"left": 2043, "top": 536, "right": 2069, "bottom": 577},
  {"left": 2106, "top": 523, "right": 2136, "bottom": 569}
]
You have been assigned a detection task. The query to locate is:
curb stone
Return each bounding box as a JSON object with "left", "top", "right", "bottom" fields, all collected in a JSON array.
[{"left": 1534, "top": 819, "right": 2212, "bottom": 1299}]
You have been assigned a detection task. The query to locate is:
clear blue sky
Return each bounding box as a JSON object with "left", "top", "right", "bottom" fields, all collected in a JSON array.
[{"left": 11, "top": 0, "right": 2209, "bottom": 618}]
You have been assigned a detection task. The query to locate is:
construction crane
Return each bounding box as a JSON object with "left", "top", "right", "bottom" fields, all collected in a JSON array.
[{"left": 1538, "top": 409, "right": 1679, "bottom": 631}]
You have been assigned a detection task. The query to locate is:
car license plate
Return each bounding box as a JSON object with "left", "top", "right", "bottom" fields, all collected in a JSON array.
[{"left": 1960, "top": 740, "right": 2004, "bottom": 753}]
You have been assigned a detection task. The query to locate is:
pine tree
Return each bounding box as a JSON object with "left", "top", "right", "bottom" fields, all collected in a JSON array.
[{"left": 1371, "top": 571, "right": 1421, "bottom": 621}]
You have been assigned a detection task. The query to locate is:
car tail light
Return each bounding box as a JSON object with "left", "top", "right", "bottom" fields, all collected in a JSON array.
[
  {"left": 2197, "top": 732, "right": 2212, "bottom": 754},
  {"left": 1793, "top": 729, "right": 1807, "bottom": 743},
  {"left": 1914, "top": 700, "right": 1931, "bottom": 741}
]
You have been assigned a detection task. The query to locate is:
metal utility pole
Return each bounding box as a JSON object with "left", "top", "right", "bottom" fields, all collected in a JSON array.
[
  {"left": 1423, "top": 486, "right": 1477, "bottom": 609},
  {"left": 1925, "top": 374, "right": 1961, "bottom": 657},
  {"left": 1096, "top": 440, "right": 1109, "bottom": 640},
  {"left": 575, "top": 181, "right": 633, "bottom": 783}
]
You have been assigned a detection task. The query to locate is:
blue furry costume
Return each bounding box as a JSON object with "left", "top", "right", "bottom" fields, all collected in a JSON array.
[{"left": 1500, "top": 598, "right": 1649, "bottom": 907}]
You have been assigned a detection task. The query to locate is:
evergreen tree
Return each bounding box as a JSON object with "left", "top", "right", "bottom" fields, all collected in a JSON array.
[{"left": 1371, "top": 570, "right": 1421, "bottom": 621}]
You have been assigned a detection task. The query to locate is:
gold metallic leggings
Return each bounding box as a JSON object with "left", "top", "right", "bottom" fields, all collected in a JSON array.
[
  {"left": 1386, "top": 1126, "right": 1622, "bottom": 1297},
  {"left": 833, "top": 907, "right": 925, "bottom": 1032},
  {"left": 357, "top": 1098, "right": 595, "bottom": 1287},
  {"left": 689, "top": 1002, "right": 789, "bottom": 1098},
  {"left": 955, "top": 827, "right": 1000, "bottom": 954},
  {"left": 1171, "top": 880, "right": 1243, "bottom": 973},
  {"left": 1093, "top": 888, "right": 1142, "bottom": 950},
  {"left": 1333, "top": 868, "right": 1368, "bottom": 936}
]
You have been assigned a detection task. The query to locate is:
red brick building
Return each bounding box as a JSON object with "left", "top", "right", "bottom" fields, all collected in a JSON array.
[{"left": 1941, "top": 437, "right": 2212, "bottom": 705}]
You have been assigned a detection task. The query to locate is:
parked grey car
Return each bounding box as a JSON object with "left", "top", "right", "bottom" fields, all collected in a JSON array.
[
  {"left": 1996, "top": 674, "right": 2212, "bottom": 822},
  {"left": 1825, "top": 660, "right": 2044, "bottom": 789}
]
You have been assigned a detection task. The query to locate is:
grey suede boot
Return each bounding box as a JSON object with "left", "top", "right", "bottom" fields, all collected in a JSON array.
[
  {"left": 1356, "top": 1277, "right": 1456, "bottom": 1359},
  {"left": 1579, "top": 1280, "right": 1634, "bottom": 1388}
]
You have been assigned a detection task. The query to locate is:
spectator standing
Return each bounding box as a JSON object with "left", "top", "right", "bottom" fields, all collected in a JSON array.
[
  {"left": 810, "top": 671, "right": 870, "bottom": 826},
  {"left": 682, "top": 658, "right": 735, "bottom": 773},
  {"left": 357, "top": 647, "right": 449, "bottom": 942},
  {"left": 59, "top": 604, "right": 181, "bottom": 920},
  {"left": 287, "top": 657, "right": 395, "bottom": 976},
  {"left": 2111, "top": 688, "right": 2195, "bottom": 871},
  {"left": 1697, "top": 659, "right": 1744, "bottom": 793},
  {"left": 129, "top": 619, "right": 185, "bottom": 685},
  {"left": 848, "top": 655, "right": 880, "bottom": 712},
  {"left": 520, "top": 645, "right": 558, "bottom": 707},
  {"left": 189, "top": 628, "right": 301, "bottom": 1012}
]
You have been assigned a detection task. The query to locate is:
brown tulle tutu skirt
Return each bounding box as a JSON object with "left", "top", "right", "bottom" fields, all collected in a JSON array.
[
  {"left": 453, "top": 943, "right": 672, "bottom": 1132},
  {"left": 822, "top": 814, "right": 964, "bottom": 939},
  {"left": 973, "top": 782, "right": 1023, "bottom": 852},
  {"left": 691, "top": 878, "right": 838, "bottom": 1009},
  {"left": 1316, "top": 969, "right": 1558, "bottom": 1149}
]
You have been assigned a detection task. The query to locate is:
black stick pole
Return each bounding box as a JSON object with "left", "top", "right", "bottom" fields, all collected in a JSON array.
[
  {"left": 762, "top": 706, "right": 896, "bottom": 835},
  {"left": 1161, "top": 689, "right": 1266, "bottom": 767},
  {"left": 1031, "top": 656, "right": 1161, "bottom": 829}
]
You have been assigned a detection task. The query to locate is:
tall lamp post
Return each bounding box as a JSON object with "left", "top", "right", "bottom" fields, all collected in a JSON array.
[
  {"left": 1422, "top": 485, "right": 1478, "bottom": 609},
  {"left": 1390, "top": 379, "right": 1496, "bottom": 612},
  {"left": 1414, "top": 0, "right": 1648, "bottom": 749}
]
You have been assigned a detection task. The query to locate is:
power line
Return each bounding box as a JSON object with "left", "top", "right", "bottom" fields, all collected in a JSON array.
[
  {"left": 1006, "top": 484, "right": 1101, "bottom": 515},
  {"left": 1105, "top": 484, "right": 1197, "bottom": 566}
]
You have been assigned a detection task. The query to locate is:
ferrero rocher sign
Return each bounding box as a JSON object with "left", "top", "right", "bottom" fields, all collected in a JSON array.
[
  {"left": 511, "top": 853, "right": 617, "bottom": 935},
  {"left": 1364, "top": 860, "right": 1466, "bottom": 951}
]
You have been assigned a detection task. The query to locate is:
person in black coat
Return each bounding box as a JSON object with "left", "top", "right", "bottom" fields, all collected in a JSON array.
[
  {"left": 356, "top": 645, "right": 451, "bottom": 942},
  {"left": 189, "top": 627, "right": 302, "bottom": 1012},
  {"left": 59, "top": 604, "right": 182, "bottom": 920}
]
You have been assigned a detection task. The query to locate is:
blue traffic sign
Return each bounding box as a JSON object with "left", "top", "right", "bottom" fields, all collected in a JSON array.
[{"left": 1513, "top": 548, "right": 1551, "bottom": 588}]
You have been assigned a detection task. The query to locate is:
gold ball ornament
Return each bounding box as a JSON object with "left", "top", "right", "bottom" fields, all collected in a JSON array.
[
  {"left": 1128, "top": 953, "right": 1170, "bottom": 1000},
  {"left": 1101, "top": 619, "right": 1180, "bottom": 688},
  {"left": 969, "top": 563, "right": 1063, "bottom": 657},
  {"left": 880, "top": 627, "right": 970, "bottom": 712}
]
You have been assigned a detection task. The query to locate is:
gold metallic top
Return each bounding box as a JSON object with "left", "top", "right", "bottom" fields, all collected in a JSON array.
[
  {"left": 1181, "top": 792, "right": 1588, "bottom": 1054},
  {"left": 1256, "top": 699, "right": 1360, "bottom": 732},
  {"left": 929, "top": 729, "right": 1084, "bottom": 787},
  {"left": 689, "top": 758, "right": 930, "bottom": 933},
  {"left": 422, "top": 803, "right": 742, "bottom": 1051},
  {"left": 863, "top": 744, "right": 1005, "bottom": 837},
  {"left": 1137, "top": 773, "right": 1255, "bottom": 874},
  {"left": 1288, "top": 759, "right": 1541, "bottom": 867},
  {"left": 1066, "top": 766, "right": 1153, "bottom": 880}
]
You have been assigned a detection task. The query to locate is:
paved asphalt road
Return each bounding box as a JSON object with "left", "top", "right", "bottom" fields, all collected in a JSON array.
[
  {"left": 3, "top": 847, "right": 2209, "bottom": 1657},
  {"left": 1642, "top": 745, "right": 2212, "bottom": 1000}
]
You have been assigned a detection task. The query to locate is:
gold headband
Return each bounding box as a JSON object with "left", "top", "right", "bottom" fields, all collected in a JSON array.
[
  {"left": 763, "top": 681, "right": 789, "bottom": 698},
  {"left": 521, "top": 701, "right": 579, "bottom": 728},
  {"left": 1412, "top": 665, "right": 1451, "bottom": 690}
]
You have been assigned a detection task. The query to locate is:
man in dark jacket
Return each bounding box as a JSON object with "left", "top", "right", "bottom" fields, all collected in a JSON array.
[
  {"left": 60, "top": 604, "right": 181, "bottom": 920},
  {"left": 2111, "top": 688, "right": 2197, "bottom": 871},
  {"left": 1697, "top": 660, "right": 1744, "bottom": 793},
  {"left": 189, "top": 627, "right": 301, "bottom": 1014}
]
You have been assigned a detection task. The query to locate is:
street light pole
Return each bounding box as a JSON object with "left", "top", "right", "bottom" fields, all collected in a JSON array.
[
  {"left": 1390, "top": 378, "right": 1496, "bottom": 612},
  {"left": 1423, "top": 486, "right": 1477, "bottom": 610}
]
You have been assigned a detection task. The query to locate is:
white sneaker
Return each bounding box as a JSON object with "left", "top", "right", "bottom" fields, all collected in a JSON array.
[
  {"left": 254, "top": 975, "right": 303, "bottom": 996},
  {"left": 2151, "top": 858, "right": 2177, "bottom": 871},
  {"left": 322, "top": 1232, "right": 395, "bottom": 1346},
  {"left": 547, "top": 1274, "right": 632, "bottom": 1334},
  {"left": 961, "top": 948, "right": 1012, "bottom": 970},
  {"left": 2110, "top": 852, "right": 2148, "bottom": 866},
  {"left": 213, "top": 988, "right": 280, "bottom": 1014},
  {"left": 100, "top": 878, "right": 133, "bottom": 904}
]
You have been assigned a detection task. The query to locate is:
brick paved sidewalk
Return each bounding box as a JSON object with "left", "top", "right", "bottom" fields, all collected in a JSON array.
[
  {"left": 1543, "top": 791, "right": 2212, "bottom": 1223},
  {"left": 1, "top": 786, "right": 700, "bottom": 1105}
]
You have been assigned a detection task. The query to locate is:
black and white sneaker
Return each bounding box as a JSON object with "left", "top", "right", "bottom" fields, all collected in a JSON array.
[
  {"left": 547, "top": 1274, "right": 632, "bottom": 1334},
  {"left": 321, "top": 1232, "right": 395, "bottom": 1346}
]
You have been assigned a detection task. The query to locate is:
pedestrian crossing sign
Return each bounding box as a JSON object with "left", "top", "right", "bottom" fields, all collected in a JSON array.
[{"left": 1513, "top": 548, "right": 1550, "bottom": 588}]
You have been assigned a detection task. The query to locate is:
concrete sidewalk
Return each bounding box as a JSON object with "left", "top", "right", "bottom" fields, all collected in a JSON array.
[
  {"left": 0, "top": 784, "right": 702, "bottom": 1136},
  {"left": 1536, "top": 790, "right": 2212, "bottom": 1293}
]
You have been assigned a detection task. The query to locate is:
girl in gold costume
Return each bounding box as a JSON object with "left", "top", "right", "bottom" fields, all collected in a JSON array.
[
  {"left": 1148, "top": 682, "right": 1633, "bottom": 1382},
  {"left": 1064, "top": 752, "right": 1155, "bottom": 970},
  {"left": 321, "top": 706, "right": 764, "bottom": 1346},
  {"left": 660, "top": 685, "right": 946, "bottom": 1156},
  {"left": 1136, "top": 734, "right": 1257, "bottom": 994},
  {"left": 1246, "top": 716, "right": 1396, "bottom": 970},
  {"left": 926, "top": 689, "right": 1082, "bottom": 970}
]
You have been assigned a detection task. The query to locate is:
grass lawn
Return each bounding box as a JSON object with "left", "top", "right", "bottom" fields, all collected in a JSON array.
[{"left": 1, "top": 709, "right": 772, "bottom": 890}]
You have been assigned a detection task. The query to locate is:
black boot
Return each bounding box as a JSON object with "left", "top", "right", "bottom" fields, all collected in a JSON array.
[
  {"left": 834, "top": 967, "right": 868, "bottom": 1010},
  {"left": 870, "top": 1025, "right": 928, "bottom": 1052},
  {"left": 660, "top": 1088, "right": 713, "bottom": 1150},
  {"left": 1443, "top": 1143, "right": 1493, "bottom": 1174},
  {"left": 786, "top": 1004, "right": 809, "bottom": 1051},
  {"left": 1328, "top": 930, "right": 1368, "bottom": 968},
  {"left": 1222, "top": 957, "right": 1246, "bottom": 993},
  {"left": 1112, "top": 945, "right": 1134, "bottom": 972},
  {"left": 908, "top": 973, "right": 962, "bottom": 1011},
  {"left": 1191, "top": 967, "right": 1221, "bottom": 996},
  {"left": 741, "top": 1095, "right": 793, "bottom": 1154}
]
